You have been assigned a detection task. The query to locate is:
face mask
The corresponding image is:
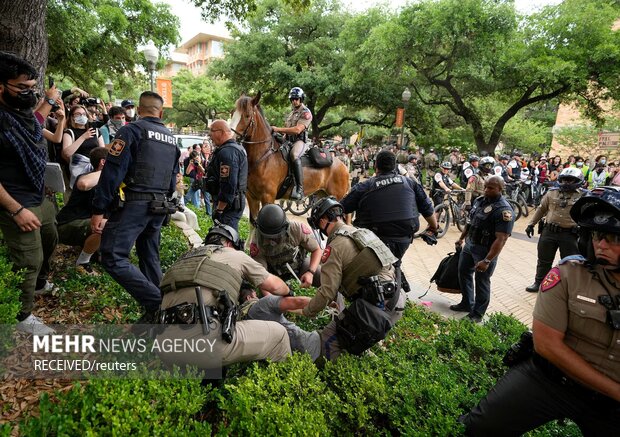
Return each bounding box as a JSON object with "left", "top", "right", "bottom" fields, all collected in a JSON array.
[
  {"left": 600, "top": 159, "right": 606, "bottom": 165},
  {"left": 110, "top": 120, "right": 124, "bottom": 129},
  {"left": 126, "top": 109, "right": 135, "bottom": 118},
  {"left": 74, "top": 115, "right": 88, "bottom": 125},
  {"left": 2, "top": 88, "right": 38, "bottom": 110},
  {"left": 576, "top": 162, "right": 583, "bottom": 167}
]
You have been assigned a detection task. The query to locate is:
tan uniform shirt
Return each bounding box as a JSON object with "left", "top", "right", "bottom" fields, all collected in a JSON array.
[
  {"left": 161, "top": 246, "right": 270, "bottom": 309},
  {"left": 533, "top": 260, "right": 620, "bottom": 382},
  {"left": 285, "top": 104, "right": 312, "bottom": 131},
  {"left": 465, "top": 173, "right": 487, "bottom": 204},
  {"left": 528, "top": 189, "right": 583, "bottom": 228},
  {"left": 303, "top": 222, "right": 393, "bottom": 318},
  {"left": 249, "top": 221, "right": 319, "bottom": 270}
]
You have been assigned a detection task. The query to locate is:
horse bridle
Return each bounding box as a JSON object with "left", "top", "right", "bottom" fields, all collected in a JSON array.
[{"left": 233, "top": 106, "right": 279, "bottom": 166}]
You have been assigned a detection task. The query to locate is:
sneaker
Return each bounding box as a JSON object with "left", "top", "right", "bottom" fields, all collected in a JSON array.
[
  {"left": 34, "top": 280, "right": 56, "bottom": 296},
  {"left": 449, "top": 303, "right": 471, "bottom": 313},
  {"left": 525, "top": 282, "right": 540, "bottom": 293},
  {"left": 16, "top": 314, "right": 56, "bottom": 335},
  {"left": 76, "top": 263, "right": 98, "bottom": 276},
  {"left": 466, "top": 313, "right": 483, "bottom": 324}
]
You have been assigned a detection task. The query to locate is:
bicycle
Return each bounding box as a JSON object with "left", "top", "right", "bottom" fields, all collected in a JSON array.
[
  {"left": 506, "top": 181, "right": 529, "bottom": 217},
  {"left": 432, "top": 189, "right": 468, "bottom": 239}
]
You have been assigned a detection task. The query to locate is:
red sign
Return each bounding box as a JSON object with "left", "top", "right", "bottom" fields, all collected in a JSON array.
[
  {"left": 395, "top": 108, "right": 404, "bottom": 128},
  {"left": 156, "top": 78, "right": 173, "bottom": 108}
]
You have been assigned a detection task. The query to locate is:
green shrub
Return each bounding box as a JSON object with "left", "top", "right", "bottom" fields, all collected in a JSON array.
[{"left": 0, "top": 245, "right": 21, "bottom": 324}]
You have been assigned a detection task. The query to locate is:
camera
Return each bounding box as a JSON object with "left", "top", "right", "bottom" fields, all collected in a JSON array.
[{"left": 80, "top": 97, "right": 100, "bottom": 106}]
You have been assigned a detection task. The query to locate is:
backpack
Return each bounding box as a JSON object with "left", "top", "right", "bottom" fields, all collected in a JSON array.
[{"left": 430, "top": 248, "right": 461, "bottom": 293}]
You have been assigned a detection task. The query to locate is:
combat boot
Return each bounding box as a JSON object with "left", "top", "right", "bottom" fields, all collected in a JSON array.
[
  {"left": 525, "top": 282, "right": 540, "bottom": 293},
  {"left": 291, "top": 158, "right": 304, "bottom": 200}
]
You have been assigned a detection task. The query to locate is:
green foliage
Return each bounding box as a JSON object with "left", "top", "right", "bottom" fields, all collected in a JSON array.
[
  {"left": 193, "top": 0, "right": 311, "bottom": 23},
  {"left": 20, "top": 372, "right": 211, "bottom": 436},
  {"left": 47, "top": 0, "right": 180, "bottom": 95},
  {"left": 0, "top": 245, "right": 22, "bottom": 324},
  {"left": 160, "top": 222, "right": 190, "bottom": 272}
]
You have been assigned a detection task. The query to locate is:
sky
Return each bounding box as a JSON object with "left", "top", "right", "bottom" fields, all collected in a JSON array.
[{"left": 159, "top": 0, "right": 563, "bottom": 46}]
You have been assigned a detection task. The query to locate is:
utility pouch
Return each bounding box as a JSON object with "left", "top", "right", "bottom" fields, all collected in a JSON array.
[
  {"left": 163, "top": 200, "right": 177, "bottom": 214},
  {"left": 335, "top": 298, "right": 393, "bottom": 356},
  {"left": 148, "top": 200, "right": 169, "bottom": 215},
  {"left": 537, "top": 220, "right": 545, "bottom": 235},
  {"left": 110, "top": 196, "right": 124, "bottom": 212}
]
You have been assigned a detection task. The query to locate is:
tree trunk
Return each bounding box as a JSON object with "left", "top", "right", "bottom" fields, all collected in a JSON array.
[{"left": 0, "top": 0, "right": 48, "bottom": 82}]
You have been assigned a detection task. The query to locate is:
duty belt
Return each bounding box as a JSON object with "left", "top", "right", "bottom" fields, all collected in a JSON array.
[
  {"left": 124, "top": 191, "right": 167, "bottom": 201},
  {"left": 158, "top": 302, "right": 218, "bottom": 327},
  {"left": 546, "top": 223, "right": 577, "bottom": 233}
]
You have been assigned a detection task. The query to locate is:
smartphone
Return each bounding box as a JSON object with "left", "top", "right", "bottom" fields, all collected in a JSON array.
[{"left": 48, "top": 76, "right": 54, "bottom": 88}]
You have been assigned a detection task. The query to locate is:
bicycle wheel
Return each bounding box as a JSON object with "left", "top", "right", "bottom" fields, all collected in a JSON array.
[
  {"left": 434, "top": 204, "right": 450, "bottom": 238},
  {"left": 507, "top": 199, "right": 522, "bottom": 221},
  {"left": 454, "top": 205, "right": 467, "bottom": 232},
  {"left": 518, "top": 193, "right": 529, "bottom": 217},
  {"left": 287, "top": 197, "right": 313, "bottom": 216}
]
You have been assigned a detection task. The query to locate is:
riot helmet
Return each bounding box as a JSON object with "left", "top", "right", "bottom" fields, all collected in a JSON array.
[
  {"left": 558, "top": 167, "right": 584, "bottom": 192},
  {"left": 570, "top": 187, "right": 620, "bottom": 234},
  {"left": 256, "top": 204, "right": 289, "bottom": 246},
  {"left": 480, "top": 156, "right": 495, "bottom": 174},
  {"left": 308, "top": 196, "right": 344, "bottom": 235},
  {"left": 469, "top": 155, "right": 480, "bottom": 163},
  {"left": 440, "top": 162, "right": 452, "bottom": 170},
  {"left": 288, "top": 87, "right": 305, "bottom": 102},
  {"left": 204, "top": 224, "right": 242, "bottom": 250}
]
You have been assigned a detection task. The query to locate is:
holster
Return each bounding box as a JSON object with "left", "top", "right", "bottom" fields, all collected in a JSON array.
[
  {"left": 149, "top": 199, "right": 177, "bottom": 215},
  {"left": 158, "top": 302, "right": 218, "bottom": 331}
]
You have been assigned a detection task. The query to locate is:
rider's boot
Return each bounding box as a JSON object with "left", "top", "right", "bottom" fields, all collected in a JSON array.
[{"left": 291, "top": 159, "right": 304, "bottom": 200}]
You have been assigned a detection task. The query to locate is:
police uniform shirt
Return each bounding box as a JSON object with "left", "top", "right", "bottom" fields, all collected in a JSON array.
[
  {"left": 533, "top": 259, "right": 620, "bottom": 382},
  {"left": 249, "top": 221, "right": 319, "bottom": 269},
  {"left": 208, "top": 139, "right": 248, "bottom": 205},
  {"left": 302, "top": 222, "right": 393, "bottom": 318},
  {"left": 285, "top": 104, "right": 312, "bottom": 140},
  {"left": 467, "top": 173, "right": 487, "bottom": 196},
  {"left": 92, "top": 117, "right": 180, "bottom": 214},
  {"left": 528, "top": 189, "right": 583, "bottom": 229},
  {"left": 161, "top": 246, "right": 270, "bottom": 310},
  {"left": 433, "top": 172, "right": 454, "bottom": 189},
  {"left": 467, "top": 196, "right": 514, "bottom": 242}
]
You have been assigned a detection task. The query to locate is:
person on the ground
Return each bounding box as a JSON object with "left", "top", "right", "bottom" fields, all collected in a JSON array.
[
  {"left": 431, "top": 162, "right": 464, "bottom": 207},
  {"left": 460, "top": 186, "right": 620, "bottom": 436},
  {"left": 205, "top": 120, "right": 248, "bottom": 231},
  {"left": 303, "top": 197, "right": 406, "bottom": 361},
  {"left": 157, "top": 224, "right": 293, "bottom": 371},
  {"left": 340, "top": 150, "right": 438, "bottom": 293},
  {"left": 271, "top": 87, "right": 312, "bottom": 200},
  {"left": 250, "top": 203, "right": 322, "bottom": 287},
  {"left": 451, "top": 176, "right": 514, "bottom": 323},
  {"left": 524, "top": 167, "right": 585, "bottom": 292},
  {"left": 56, "top": 147, "right": 108, "bottom": 274},
  {"left": 91, "top": 91, "right": 180, "bottom": 324},
  {"left": 0, "top": 51, "right": 58, "bottom": 334}
]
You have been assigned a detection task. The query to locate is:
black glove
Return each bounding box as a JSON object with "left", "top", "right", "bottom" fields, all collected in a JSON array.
[
  {"left": 525, "top": 225, "right": 535, "bottom": 238},
  {"left": 420, "top": 229, "right": 438, "bottom": 246},
  {"left": 213, "top": 210, "right": 224, "bottom": 223}
]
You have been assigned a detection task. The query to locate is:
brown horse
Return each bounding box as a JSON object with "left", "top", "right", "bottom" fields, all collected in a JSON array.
[{"left": 229, "top": 92, "right": 350, "bottom": 223}]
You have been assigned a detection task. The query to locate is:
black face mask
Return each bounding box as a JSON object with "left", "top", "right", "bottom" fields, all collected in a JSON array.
[{"left": 2, "top": 88, "right": 38, "bottom": 110}]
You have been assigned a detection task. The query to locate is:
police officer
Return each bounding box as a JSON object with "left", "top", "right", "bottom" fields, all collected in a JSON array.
[
  {"left": 451, "top": 176, "right": 514, "bottom": 323},
  {"left": 91, "top": 91, "right": 179, "bottom": 323},
  {"left": 156, "top": 225, "right": 293, "bottom": 372},
  {"left": 461, "top": 155, "right": 479, "bottom": 185},
  {"left": 205, "top": 120, "right": 248, "bottom": 231},
  {"left": 350, "top": 148, "right": 365, "bottom": 186},
  {"left": 250, "top": 203, "right": 322, "bottom": 287},
  {"left": 340, "top": 150, "right": 438, "bottom": 292},
  {"left": 507, "top": 151, "right": 523, "bottom": 181},
  {"left": 423, "top": 147, "right": 439, "bottom": 180},
  {"left": 493, "top": 154, "right": 513, "bottom": 183},
  {"left": 432, "top": 162, "right": 464, "bottom": 207},
  {"left": 525, "top": 168, "right": 586, "bottom": 292},
  {"left": 405, "top": 154, "right": 420, "bottom": 182},
  {"left": 464, "top": 156, "right": 494, "bottom": 208},
  {"left": 271, "top": 87, "right": 312, "bottom": 200},
  {"left": 461, "top": 186, "right": 620, "bottom": 436},
  {"left": 303, "top": 197, "right": 406, "bottom": 361}
]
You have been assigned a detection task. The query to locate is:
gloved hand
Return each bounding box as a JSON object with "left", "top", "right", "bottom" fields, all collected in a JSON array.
[
  {"left": 212, "top": 210, "right": 224, "bottom": 224},
  {"left": 420, "top": 229, "right": 438, "bottom": 246},
  {"left": 525, "top": 225, "right": 535, "bottom": 238}
]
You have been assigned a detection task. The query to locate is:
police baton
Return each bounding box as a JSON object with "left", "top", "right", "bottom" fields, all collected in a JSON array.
[
  {"left": 285, "top": 263, "right": 301, "bottom": 284},
  {"left": 195, "top": 286, "right": 210, "bottom": 336}
]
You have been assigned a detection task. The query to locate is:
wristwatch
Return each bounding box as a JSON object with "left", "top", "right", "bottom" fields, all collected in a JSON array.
[
  {"left": 482, "top": 258, "right": 492, "bottom": 264},
  {"left": 46, "top": 97, "right": 56, "bottom": 106}
]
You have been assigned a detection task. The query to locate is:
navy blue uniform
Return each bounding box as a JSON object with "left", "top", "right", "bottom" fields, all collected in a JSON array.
[
  {"left": 206, "top": 139, "right": 248, "bottom": 231},
  {"left": 458, "top": 195, "right": 514, "bottom": 317},
  {"left": 92, "top": 117, "right": 180, "bottom": 310}
]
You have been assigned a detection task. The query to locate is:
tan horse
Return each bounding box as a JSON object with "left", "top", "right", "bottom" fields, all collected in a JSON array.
[{"left": 230, "top": 93, "right": 350, "bottom": 223}]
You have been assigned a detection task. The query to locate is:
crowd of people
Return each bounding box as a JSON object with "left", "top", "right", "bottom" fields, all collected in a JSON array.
[{"left": 1, "top": 51, "right": 618, "bottom": 435}]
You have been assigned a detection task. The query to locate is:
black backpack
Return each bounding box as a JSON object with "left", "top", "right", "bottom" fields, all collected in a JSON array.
[{"left": 430, "top": 248, "right": 461, "bottom": 293}]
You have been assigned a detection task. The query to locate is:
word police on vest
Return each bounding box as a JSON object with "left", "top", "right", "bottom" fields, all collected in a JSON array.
[
  {"left": 374, "top": 176, "right": 404, "bottom": 188},
  {"left": 148, "top": 130, "right": 176, "bottom": 145}
]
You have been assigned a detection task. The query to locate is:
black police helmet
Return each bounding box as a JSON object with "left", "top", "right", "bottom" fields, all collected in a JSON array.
[
  {"left": 256, "top": 204, "right": 289, "bottom": 238},
  {"left": 469, "top": 155, "right": 480, "bottom": 163},
  {"left": 204, "top": 224, "right": 242, "bottom": 250},
  {"left": 288, "top": 87, "right": 305, "bottom": 102},
  {"left": 479, "top": 156, "right": 495, "bottom": 174},
  {"left": 308, "top": 196, "right": 344, "bottom": 230},
  {"left": 375, "top": 149, "right": 396, "bottom": 172},
  {"left": 570, "top": 186, "right": 620, "bottom": 233}
]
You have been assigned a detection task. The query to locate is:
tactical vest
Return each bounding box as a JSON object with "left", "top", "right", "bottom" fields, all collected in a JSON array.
[
  {"left": 334, "top": 227, "right": 397, "bottom": 298},
  {"left": 285, "top": 106, "right": 309, "bottom": 143},
  {"left": 432, "top": 173, "right": 452, "bottom": 191},
  {"left": 208, "top": 141, "right": 248, "bottom": 194},
  {"left": 125, "top": 120, "right": 178, "bottom": 193},
  {"left": 160, "top": 245, "right": 244, "bottom": 302},
  {"left": 355, "top": 173, "right": 418, "bottom": 225},
  {"left": 258, "top": 234, "right": 306, "bottom": 277},
  {"left": 467, "top": 197, "right": 511, "bottom": 248}
]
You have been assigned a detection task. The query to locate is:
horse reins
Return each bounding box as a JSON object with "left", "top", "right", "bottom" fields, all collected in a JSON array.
[{"left": 233, "top": 106, "right": 280, "bottom": 168}]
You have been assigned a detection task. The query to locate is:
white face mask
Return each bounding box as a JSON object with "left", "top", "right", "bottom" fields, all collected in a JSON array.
[
  {"left": 74, "top": 115, "right": 88, "bottom": 125},
  {"left": 126, "top": 108, "right": 135, "bottom": 118}
]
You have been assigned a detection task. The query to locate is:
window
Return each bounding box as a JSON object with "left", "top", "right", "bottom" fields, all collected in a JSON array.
[{"left": 211, "top": 40, "right": 224, "bottom": 57}]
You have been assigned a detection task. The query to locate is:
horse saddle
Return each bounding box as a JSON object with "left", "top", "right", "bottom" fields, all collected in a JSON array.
[{"left": 275, "top": 143, "right": 334, "bottom": 199}]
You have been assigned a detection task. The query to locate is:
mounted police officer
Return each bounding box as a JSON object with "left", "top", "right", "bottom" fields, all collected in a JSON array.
[
  {"left": 205, "top": 120, "right": 248, "bottom": 231},
  {"left": 432, "top": 162, "right": 464, "bottom": 207},
  {"left": 250, "top": 203, "right": 322, "bottom": 287},
  {"left": 91, "top": 91, "right": 180, "bottom": 324},
  {"left": 303, "top": 197, "right": 406, "bottom": 361},
  {"left": 156, "top": 224, "right": 293, "bottom": 373},
  {"left": 340, "top": 150, "right": 438, "bottom": 293},
  {"left": 524, "top": 167, "right": 586, "bottom": 292},
  {"left": 271, "top": 87, "right": 312, "bottom": 200},
  {"left": 451, "top": 176, "right": 514, "bottom": 323},
  {"left": 464, "top": 156, "right": 494, "bottom": 208},
  {"left": 461, "top": 186, "right": 620, "bottom": 436}
]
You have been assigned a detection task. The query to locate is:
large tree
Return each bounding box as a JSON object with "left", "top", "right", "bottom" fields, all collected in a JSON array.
[{"left": 348, "top": 0, "right": 620, "bottom": 154}]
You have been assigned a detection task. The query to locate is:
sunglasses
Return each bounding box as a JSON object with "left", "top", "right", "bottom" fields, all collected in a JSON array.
[{"left": 592, "top": 231, "right": 620, "bottom": 245}]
